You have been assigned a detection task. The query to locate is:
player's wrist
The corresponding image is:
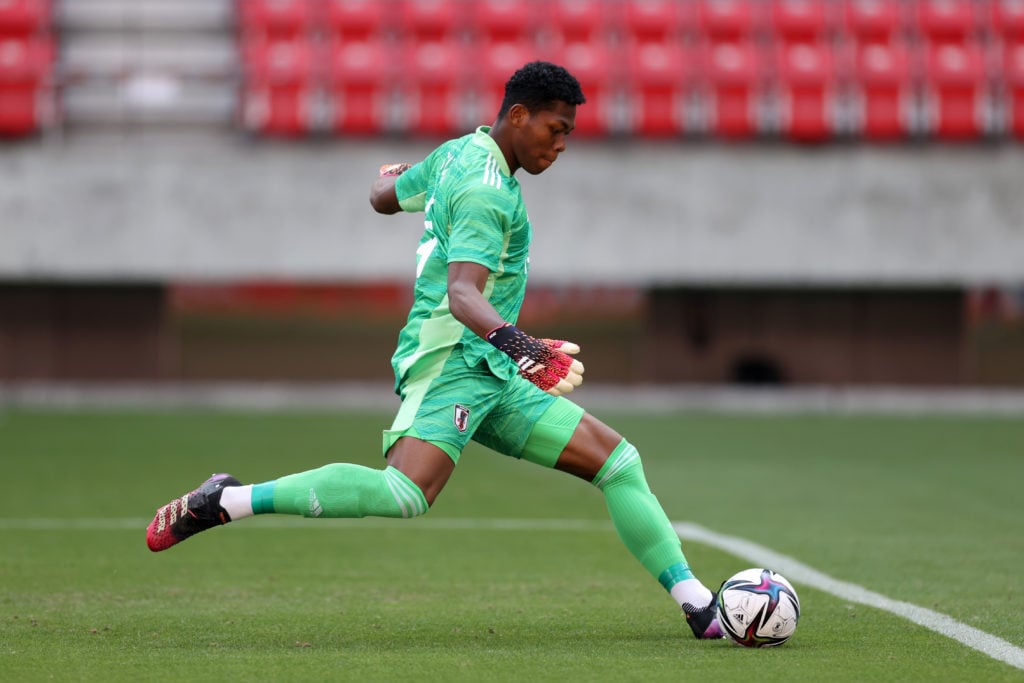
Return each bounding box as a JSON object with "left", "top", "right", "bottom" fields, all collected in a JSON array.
[{"left": 486, "top": 323, "right": 584, "bottom": 396}]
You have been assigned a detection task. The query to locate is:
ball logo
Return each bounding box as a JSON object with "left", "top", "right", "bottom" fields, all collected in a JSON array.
[{"left": 453, "top": 403, "right": 471, "bottom": 433}]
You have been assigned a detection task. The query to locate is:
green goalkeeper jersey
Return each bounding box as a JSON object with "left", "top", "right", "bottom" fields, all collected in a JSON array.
[{"left": 392, "top": 126, "right": 531, "bottom": 387}]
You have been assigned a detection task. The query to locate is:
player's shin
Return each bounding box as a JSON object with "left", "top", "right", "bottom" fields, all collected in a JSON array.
[
  {"left": 244, "top": 464, "right": 428, "bottom": 519},
  {"left": 592, "top": 440, "right": 714, "bottom": 612}
]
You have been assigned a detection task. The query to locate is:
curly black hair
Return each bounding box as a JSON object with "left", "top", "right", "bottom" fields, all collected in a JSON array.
[{"left": 497, "top": 61, "right": 586, "bottom": 119}]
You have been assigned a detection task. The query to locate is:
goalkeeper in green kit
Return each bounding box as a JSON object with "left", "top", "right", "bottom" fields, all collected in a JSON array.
[{"left": 146, "top": 61, "right": 723, "bottom": 640}]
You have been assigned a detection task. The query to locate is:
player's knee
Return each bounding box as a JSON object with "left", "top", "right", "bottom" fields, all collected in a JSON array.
[
  {"left": 592, "top": 440, "right": 647, "bottom": 490},
  {"left": 381, "top": 465, "right": 432, "bottom": 518}
]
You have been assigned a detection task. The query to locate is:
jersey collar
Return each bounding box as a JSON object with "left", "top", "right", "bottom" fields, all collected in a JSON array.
[{"left": 472, "top": 126, "right": 512, "bottom": 177}]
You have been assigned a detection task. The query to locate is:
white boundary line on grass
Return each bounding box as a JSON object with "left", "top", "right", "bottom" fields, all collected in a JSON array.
[
  {"left": 3, "top": 516, "right": 1022, "bottom": 670},
  {"left": 674, "top": 521, "right": 1024, "bottom": 672}
]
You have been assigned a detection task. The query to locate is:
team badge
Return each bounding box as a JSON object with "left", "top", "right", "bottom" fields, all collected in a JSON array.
[{"left": 453, "top": 403, "right": 471, "bottom": 433}]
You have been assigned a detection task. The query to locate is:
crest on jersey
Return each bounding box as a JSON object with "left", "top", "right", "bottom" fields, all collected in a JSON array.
[{"left": 453, "top": 403, "right": 471, "bottom": 433}]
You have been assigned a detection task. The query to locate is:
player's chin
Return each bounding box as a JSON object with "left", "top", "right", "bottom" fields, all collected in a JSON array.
[{"left": 525, "top": 157, "right": 555, "bottom": 175}]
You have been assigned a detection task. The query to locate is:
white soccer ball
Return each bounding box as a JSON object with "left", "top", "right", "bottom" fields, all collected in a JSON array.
[{"left": 716, "top": 568, "right": 801, "bottom": 647}]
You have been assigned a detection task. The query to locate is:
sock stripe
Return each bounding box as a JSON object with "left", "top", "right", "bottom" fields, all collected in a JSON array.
[
  {"left": 383, "top": 467, "right": 428, "bottom": 518},
  {"left": 383, "top": 471, "right": 411, "bottom": 518},
  {"left": 390, "top": 471, "right": 425, "bottom": 517},
  {"left": 594, "top": 442, "right": 640, "bottom": 489}
]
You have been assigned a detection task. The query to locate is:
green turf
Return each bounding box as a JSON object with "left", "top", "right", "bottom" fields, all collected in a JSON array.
[{"left": 1, "top": 409, "right": 1022, "bottom": 682}]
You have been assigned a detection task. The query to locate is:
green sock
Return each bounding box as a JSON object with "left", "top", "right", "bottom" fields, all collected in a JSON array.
[
  {"left": 252, "top": 464, "right": 428, "bottom": 519},
  {"left": 593, "top": 440, "right": 694, "bottom": 590}
]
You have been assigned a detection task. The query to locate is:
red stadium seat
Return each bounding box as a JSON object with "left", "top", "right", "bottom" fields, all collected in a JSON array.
[
  {"left": 1003, "top": 43, "right": 1024, "bottom": 138},
  {"left": 399, "top": 0, "right": 461, "bottom": 40},
  {"left": 472, "top": 0, "right": 536, "bottom": 42},
  {"left": 473, "top": 39, "right": 537, "bottom": 123},
  {"left": 322, "top": 0, "right": 385, "bottom": 40},
  {"left": 771, "top": 0, "right": 830, "bottom": 45},
  {"left": 241, "top": 39, "right": 315, "bottom": 136},
  {"left": 625, "top": 41, "right": 691, "bottom": 136},
  {"left": 237, "top": 0, "right": 315, "bottom": 40},
  {"left": 916, "top": 0, "right": 977, "bottom": 46},
  {"left": 851, "top": 41, "right": 914, "bottom": 141},
  {"left": 0, "top": 0, "right": 51, "bottom": 37},
  {"left": 623, "top": 0, "right": 687, "bottom": 44},
  {"left": 401, "top": 40, "right": 468, "bottom": 136},
  {"left": 0, "top": 35, "right": 52, "bottom": 136},
  {"left": 924, "top": 42, "right": 987, "bottom": 140},
  {"left": 843, "top": 0, "right": 904, "bottom": 46},
  {"left": 992, "top": 0, "right": 1024, "bottom": 46},
  {"left": 549, "top": 40, "right": 617, "bottom": 136},
  {"left": 327, "top": 38, "right": 390, "bottom": 134},
  {"left": 551, "top": 0, "right": 607, "bottom": 43},
  {"left": 775, "top": 41, "right": 837, "bottom": 142},
  {"left": 701, "top": 40, "right": 762, "bottom": 139},
  {"left": 698, "top": 0, "right": 756, "bottom": 43}
]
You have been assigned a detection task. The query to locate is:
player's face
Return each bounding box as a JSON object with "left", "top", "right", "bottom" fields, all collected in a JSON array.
[{"left": 514, "top": 101, "right": 576, "bottom": 175}]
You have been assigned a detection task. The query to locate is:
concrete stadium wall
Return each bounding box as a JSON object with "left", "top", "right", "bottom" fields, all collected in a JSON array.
[{"left": 2, "top": 134, "right": 1023, "bottom": 286}]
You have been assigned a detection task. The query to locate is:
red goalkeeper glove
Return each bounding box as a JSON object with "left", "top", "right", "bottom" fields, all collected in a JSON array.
[
  {"left": 486, "top": 323, "right": 584, "bottom": 396},
  {"left": 379, "top": 162, "right": 412, "bottom": 177}
]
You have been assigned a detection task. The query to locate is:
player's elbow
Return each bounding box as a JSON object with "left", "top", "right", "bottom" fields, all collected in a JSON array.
[{"left": 370, "top": 181, "right": 402, "bottom": 214}]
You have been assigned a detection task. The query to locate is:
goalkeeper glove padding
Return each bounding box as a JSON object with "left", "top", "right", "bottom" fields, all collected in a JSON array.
[
  {"left": 486, "top": 323, "right": 584, "bottom": 396},
  {"left": 379, "top": 162, "right": 412, "bottom": 177}
]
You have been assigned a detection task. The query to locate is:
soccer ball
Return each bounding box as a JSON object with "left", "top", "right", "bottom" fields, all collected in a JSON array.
[{"left": 716, "top": 568, "right": 800, "bottom": 647}]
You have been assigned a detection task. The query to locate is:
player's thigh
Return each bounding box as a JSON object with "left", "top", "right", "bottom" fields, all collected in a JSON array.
[
  {"left": 552, "top": 412, "right": 625, "bottom": 482},
  {"left": 383, "top": 352, "right": 505, "bottom": 465},
  {"left": 472, "top": 373, "right": 566, "bottom": 462},
  {"left": 474, "top": 376, "right": 623, "bottom": 481}
]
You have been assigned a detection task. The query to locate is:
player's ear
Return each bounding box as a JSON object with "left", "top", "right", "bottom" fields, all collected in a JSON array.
[{"left": 508, "top": 103, "right": 530, "bottom": 128}]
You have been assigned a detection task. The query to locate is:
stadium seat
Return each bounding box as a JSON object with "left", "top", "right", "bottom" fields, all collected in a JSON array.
[
  {"left": 915, "top": 0, "right": 978, "bottom": 46},
  {"left": 775, "top": 41, "right": 837, "bottom": 142},
  {"left": 322, "top": 0, "right": 385, "bottom": 41},
  {"left": 698, "top": 0, "right": 756, "bottom": 43},
  {"left": 550, "top": 0, "right": 607, "bottom": 43},
  {"left": 241, "top": 39, "right": 315, "bottom": 136},
  {"left": 1004, "top": 42, "right": 1024, "bottom": 138},
  {"left": 549, "top": 40, "right": 618, "bottom": 136},
  {"left": 923, "top": 41, "right": 988, "bottom": 140},
  {"left": 701, "top": 40, "right": 762, "bottom": 139},
  {"left": 472, "top": 0, "right": 536, "bottom": 43},
  {"left": 473, "top": 39, "right": 536, "bottom": 123},
  {"left": 0, "top": 35, "right": 52, "bottom": 136},
  {"left": 327, "top": 38, "right": 390, "bottom": 134},
  {"left": 851, "top": 41, "right": 914, "bottom": 141},
  {"left": 0, "top": 0, "right": 51, "bottom": 37},
  {"left": 400, "top": 40, "right": 468, "bottom": 136},
  {"left": 992, "top": 0, "right": 1024, "bottom": 46},
  {"left": 623, "top": 0, "right": 688, "bottom": 44},
  {"left": 399, "top": 0, "right": 461, "bottom": 41},
  {"left": 625, "top": 41, "right": 691, "bottom": 136},
  {"left": 842, "top": 0, "right": 904, "bottom": 46},
  {"left": 237, "top": 0, "right": 315, "bottom": 41},
  {"left": 770, "top": 0, "right": 830, "bottom": 45}
]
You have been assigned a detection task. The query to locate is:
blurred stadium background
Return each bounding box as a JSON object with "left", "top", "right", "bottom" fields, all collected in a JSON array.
[{"left": 2, "top": 0, "right": 1024, "bottom": 402}]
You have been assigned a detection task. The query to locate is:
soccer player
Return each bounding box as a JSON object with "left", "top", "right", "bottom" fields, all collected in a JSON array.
[{"left": 146, "top": 61, "right": 723, "bottom": 640}]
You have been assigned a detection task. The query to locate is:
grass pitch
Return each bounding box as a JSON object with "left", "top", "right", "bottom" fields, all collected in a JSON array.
[{"left": 2, "top": 409, "right": 1022, "bottom": 682}]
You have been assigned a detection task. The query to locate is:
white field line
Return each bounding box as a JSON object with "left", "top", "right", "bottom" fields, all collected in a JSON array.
[
  {"left": 674, "top": 521, "right": 1024, "bottom": 672},
  {"left": 3, "top": 516, "right": 1021, "bottom": 670}
]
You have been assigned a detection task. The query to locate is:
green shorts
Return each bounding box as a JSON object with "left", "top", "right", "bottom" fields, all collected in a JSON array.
[{"left": 382, "top": 349, "right": 584, "bottom": 467}]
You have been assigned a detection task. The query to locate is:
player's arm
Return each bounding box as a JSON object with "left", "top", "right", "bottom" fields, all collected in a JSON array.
[
  {"left": 448, "top": 261, "right": 584, "bottom": 396},
  {"left": 369, "top": 163, "right": 413, "bottom": 215}
]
